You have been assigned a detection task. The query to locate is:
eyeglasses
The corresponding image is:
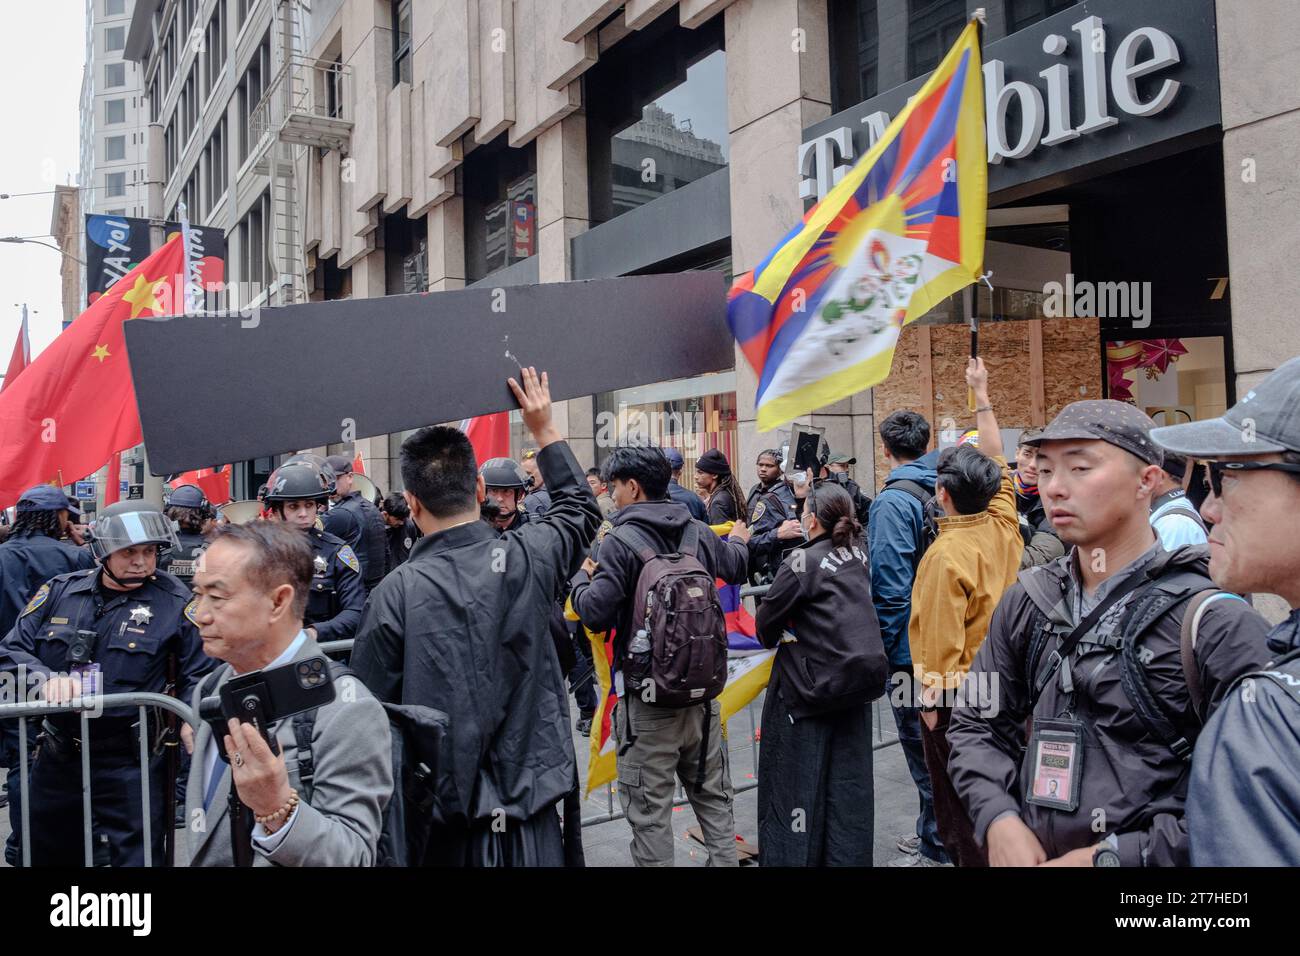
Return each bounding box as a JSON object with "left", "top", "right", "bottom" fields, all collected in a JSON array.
[{"left": 1202, "top": 459, "right": 1300, "bottom": 498}]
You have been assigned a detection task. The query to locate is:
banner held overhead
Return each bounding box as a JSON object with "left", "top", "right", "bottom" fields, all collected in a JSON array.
[{"left": 124, "top": 271, "right": 734, "bottom": 476}]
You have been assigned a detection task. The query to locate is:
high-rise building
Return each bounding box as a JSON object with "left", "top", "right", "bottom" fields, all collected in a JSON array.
[{"left": 79, "top": 0, "right": 150, "bottom": 227}]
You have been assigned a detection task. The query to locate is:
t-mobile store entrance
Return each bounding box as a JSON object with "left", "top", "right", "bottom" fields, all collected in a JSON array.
[{"left": 804, "top": 0, "right": 1229, "bottom": 488}]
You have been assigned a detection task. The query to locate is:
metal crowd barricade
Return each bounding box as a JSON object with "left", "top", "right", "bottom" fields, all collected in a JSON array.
[
  {"left": 316, "top": 585, "right": 902, "bottom": 831},
  {"left": 0, "top": 692, "right": 196, "bottom": 868}
]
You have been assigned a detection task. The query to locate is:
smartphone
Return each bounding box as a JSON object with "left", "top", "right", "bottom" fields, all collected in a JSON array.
[{"left": 218, "top": 655, "right": 337, "bottom": 752}]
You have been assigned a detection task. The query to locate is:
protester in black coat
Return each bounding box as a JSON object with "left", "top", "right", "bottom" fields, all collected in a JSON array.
[
  {"left": 753, "top": 481, "right": 888, "bottom": 866},
  {"left": 352, "top": 369, "right": 601, "bottom": 867}
]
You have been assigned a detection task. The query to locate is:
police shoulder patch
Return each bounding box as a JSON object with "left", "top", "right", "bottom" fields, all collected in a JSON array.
[
  {"left": 751, "top": 500, "right": 767, "bottom": 524},
  {"left": 21, "top": 583, "right": 50, "bottom": 618},
  {"left": 184, "top": 597, "right": 199, "bottom": 625},
  {"left": 596, "top": 519, "right": 614, "bottom": 543},
  {"left": 338, "top": 545, "right": 360, "bottom": 574}
]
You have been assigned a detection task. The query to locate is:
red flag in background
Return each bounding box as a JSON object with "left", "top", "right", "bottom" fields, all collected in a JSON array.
[
  {"left": 0, "top": 235, "right": 186, "bottom": 508},
  {"left": 103, "top": 451, "right": 123, "bottom": 506},
  {"left": 352, "top": 452, "right": 366, "bottom": 476},
  {"left": 2, "top": 308, "right": 31, "bottom": 394},
  {"left": 172, "top": 465, "right": 232, "bottom": 505},
  {"left": 459, "top": 412, "right": 511, "bottom": 465}
]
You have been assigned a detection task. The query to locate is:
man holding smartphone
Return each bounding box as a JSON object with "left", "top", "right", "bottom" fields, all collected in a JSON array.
[{"left": 185, "top": 521, "right": 392, "bottom": 866}]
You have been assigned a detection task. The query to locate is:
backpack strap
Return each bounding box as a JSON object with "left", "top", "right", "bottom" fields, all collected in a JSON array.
[
  {"left": 607, "top": 525, "right": 659, "bottom": 564},
  {"left": 1179, "top": 590, "right": 1245, "bottom": 719},
  {"left": 883, "top": 478, "right": 932, "bottom": 505},
  {"left": 679, "top": 522, "right": 701, "bottom": 557},
  {"left": 1116, "top": 571, "right": 1219, "bottom": 760},
  {"left": 290, "top": 661, "right": 353, "bottom": 804}
]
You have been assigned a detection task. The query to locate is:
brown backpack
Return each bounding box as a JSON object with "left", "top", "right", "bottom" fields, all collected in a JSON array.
[{"left": 610, "top": 523, "right": 728, "bottom": 709}]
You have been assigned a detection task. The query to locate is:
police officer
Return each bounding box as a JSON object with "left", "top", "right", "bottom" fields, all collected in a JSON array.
[
  {"left": 262, "top": 459, "right": 366, "bottom": 644},
  {"left": 745, "top": 449, "right": 801, "bottom": 583},
  {"left": 324, "top": 455, "right": 388, "bottom": 590},
  {"left": 821, "top": 452, "right": 872, "bottom": 527},
  {"left": 158, "top": 484, "right": 213, "bottom": 587},
  {"left": 0, "top": 485, "right": 95, "bottom": 862},
  {"left": 480, "top": 457, "right": 531, "bottom": 532},
  {"left": 0, "top": 501, "right": 213, "bottom": 866}
]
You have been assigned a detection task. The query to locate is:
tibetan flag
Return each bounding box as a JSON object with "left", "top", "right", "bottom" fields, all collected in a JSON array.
[
  {"left": 729, "top": 18, "right": 987, "bottom": 431},
  {"left": 709, "top": 520, "right": 760, "bottom": 651},
  {"left": 0, "top": 235, "right": 187, "bottom": 508}
]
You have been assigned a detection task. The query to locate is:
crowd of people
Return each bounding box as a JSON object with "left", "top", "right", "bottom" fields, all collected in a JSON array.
[{"left": 0, "top": 355, "right": 1298, "bottom": 868}]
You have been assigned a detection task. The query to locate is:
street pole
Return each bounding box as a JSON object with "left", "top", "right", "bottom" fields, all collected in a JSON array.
[{"left": 140, "top": 121, "right": 168, "bottom": 507}]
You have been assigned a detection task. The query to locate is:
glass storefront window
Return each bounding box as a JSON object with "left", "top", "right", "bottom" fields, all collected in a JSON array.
[
  {"left": 586, "top": 13, "right": 727, "bottom": 225},
  {"left": 595, "top": 373, "right": 739, "bottom": 492},
  {"left": 1105, "top": 336, "right": 1228, "bottom": 424},
  {"left": 907, "top": 0, "right": 968, "bottom": 79},
  {"left": 461, "top": 136, "right": 537, "bottom": 282},
  {"left": 1005, "top": 0, "right": 1076, "bottom": 34}
]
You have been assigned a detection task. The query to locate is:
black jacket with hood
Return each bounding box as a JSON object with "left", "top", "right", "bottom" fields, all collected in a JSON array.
[
  {"left": 568, "top": 499, "right": 749, "bottom": 667},
  {"left": 754, "top": 532, "right": 888, "bottom": 718},
  {"left": 946, "top": 544, "right": 1270, "bottom": 866}
]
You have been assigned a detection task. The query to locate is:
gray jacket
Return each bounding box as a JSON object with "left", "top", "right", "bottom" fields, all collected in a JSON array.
[
  {"left": 947, "top": 545, "right": 1270, "bottom": 866},
  {"left": 185, "top": 638, "right": 393, "bottom": 866},
  {"left": 1187, "top": 608, "right": 1300, "bottom": 865}
]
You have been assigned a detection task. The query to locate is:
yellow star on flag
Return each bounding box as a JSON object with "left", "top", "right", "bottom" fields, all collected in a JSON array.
[
  {"left": 120, "top": 271, "right": 171, "bottom": 319},
  {"left": 91, "top": 344, "right": 111, "bottom": 362}
]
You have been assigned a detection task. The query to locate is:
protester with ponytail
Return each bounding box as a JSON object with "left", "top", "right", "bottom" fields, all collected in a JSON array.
[{"left": 753, "top": 478, "right": 889, "bottom": 866}]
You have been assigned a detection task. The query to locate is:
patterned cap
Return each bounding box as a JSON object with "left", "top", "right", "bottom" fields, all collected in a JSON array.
[{"left": 1022, "top": 400, "right": 1163, "bottom": 467}]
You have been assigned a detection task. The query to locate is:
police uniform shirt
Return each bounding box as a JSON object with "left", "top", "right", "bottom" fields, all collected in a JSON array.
[
  {"left": 0, "top": 567, "right": 213, "bottom": 728},
  {"left": 0, "top": 533, "right": 95, "bottom": 636},
  {"left": 303, "top": 527, "right": 366, "bottom": 643}
]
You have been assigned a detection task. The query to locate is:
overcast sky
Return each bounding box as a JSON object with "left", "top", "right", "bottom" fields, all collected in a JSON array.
[{"left": 0, "top": 1, "right": 84, "bottom": 363}]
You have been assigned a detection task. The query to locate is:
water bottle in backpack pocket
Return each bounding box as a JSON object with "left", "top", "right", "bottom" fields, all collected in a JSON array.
[{"left": 611, "top": 523, "right": 729, "bottom": 708}]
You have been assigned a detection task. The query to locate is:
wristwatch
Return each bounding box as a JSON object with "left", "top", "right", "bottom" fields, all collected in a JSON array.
[{"left": 1092, "top": 844, "right": 1121, "bottom": 867}]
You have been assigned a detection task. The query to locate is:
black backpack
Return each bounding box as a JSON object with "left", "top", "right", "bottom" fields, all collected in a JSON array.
[
  {"left": 882, "top": 478, "right": 941, "bottom": 563},
  {"left": 607, "top": 523, "right": 728, "bottom": 709}
]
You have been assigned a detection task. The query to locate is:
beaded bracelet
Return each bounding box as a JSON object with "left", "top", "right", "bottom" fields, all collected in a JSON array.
[{"left": 256, "top": 788, "right": 300, "bottom": 827}]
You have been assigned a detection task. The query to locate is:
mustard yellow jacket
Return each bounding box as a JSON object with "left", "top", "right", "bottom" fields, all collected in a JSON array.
[{"left": 909, "top": 456, "right": 1023, "bottom": 692}]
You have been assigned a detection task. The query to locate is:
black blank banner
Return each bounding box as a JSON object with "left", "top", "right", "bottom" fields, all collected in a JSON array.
[{"left": 124, "top": 271, "right": 734, "bottom": 476}]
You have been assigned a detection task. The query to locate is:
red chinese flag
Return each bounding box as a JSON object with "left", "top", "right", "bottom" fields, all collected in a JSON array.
[
  {"left": 173, "top": 465, "right": 232, "bottom": 506},
  {"left": 0, "top": 235, "right": 186, "bottom": 508},
  {"left": 460, "top": 412, "right": 511, "bottom": 465},
  {"left": 1, "top": 310, "right": 30, "bottom": 394},
  {"left": 352, "top": 452, "right": 366, "bottom": 476},
  {"left": 103, "top": 451, "right": 123, "bottom": 506}
]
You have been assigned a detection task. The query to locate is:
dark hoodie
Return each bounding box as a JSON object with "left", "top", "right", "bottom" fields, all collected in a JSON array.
[{"left": 569, "top": 499, "right": 749, "bottom": 665}]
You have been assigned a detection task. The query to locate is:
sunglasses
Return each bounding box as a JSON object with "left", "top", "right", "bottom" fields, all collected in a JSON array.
[{"left": 1202, "top": 459, "right": 1300, "bottom": 497}]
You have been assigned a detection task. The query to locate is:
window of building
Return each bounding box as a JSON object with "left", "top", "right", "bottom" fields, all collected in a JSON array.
[
  {"left": 105, "top": 98, "right": 126, "bottom": 124},
  {"left": 325, "top": 55, "right": 344, "bottom": 118},
  {"left": 204, "top": 3, "right": 226, "bottom": 99},
  {"left": 907, "top": 0, "right": 967, "bottom": 79},
  {"left": 105, "top": 135, "right": 126, "bottom": 161},
  {"left": 106, "top": 208, "right": 127, "bottom": 216},
  {"left": 829, "top": 0, "right": 880, "bottom": 112},
  {"left": 106, "top": 172, "right": 126, "bottom": 197},
  {"left": 105, "top": 0, "right": 125, "bottom": 15},
  {"left": 392, "top": 0, "right": 412, "bottom": 85},
  {"left": 382, "top": 212, "right": 428, "bottom": 293},
  {"left": 460, "top": 135, "right": 537, "bottom": 283},
  {"left": 237, "top": 190, "right": 273, "bottom": 297},
  {"left": 105, "top": 26, "right": 125, "bottom": 51},
  {"left": 104, "top": 62, "right": 126, "bottom": 88},
  {"left": 1004, "top": 0, "right": 1075, "bottom": 33},
  {"left": 204, "top": 117, "right": 228, "bottom": 209},
  {"left": 584, "top": 11, "right": 727, "bottom": 226},
  {"left": 237, "top": 0, "right": 256, "bottom": 27},
  {"left": 237, "top": 32, "right": 272, "bottom": 162}
]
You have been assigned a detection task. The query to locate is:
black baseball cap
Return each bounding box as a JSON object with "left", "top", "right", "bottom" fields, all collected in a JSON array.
[
  {"left": 1022, "top": 399, "right": 1163, "bottom": 467},
  {"left": 1151, "top": 356, "right": 1300, "bottom": 458},
  {"left": 324, "top": 454, "right": 354, "bottom": 476}
]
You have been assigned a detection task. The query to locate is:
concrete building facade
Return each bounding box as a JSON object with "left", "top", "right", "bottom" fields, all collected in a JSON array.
[{"left": 124, "top": 0, "right": 1296, "bottom": 515}]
